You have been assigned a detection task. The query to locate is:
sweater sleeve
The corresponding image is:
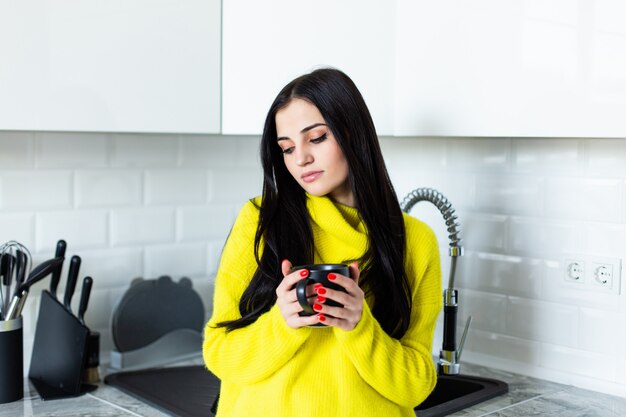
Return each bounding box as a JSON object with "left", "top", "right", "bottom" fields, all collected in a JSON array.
[
  {"left": 333, "top": 218, "right": 442, "bottom": 408},
  {"left": 202, "top": 200, "right": 312, "bottom": 385}
]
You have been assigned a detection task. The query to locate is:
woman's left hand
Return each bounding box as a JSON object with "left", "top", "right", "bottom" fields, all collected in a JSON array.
[{"left": 313, "top": 261, "right": 364, "bottom": 331}]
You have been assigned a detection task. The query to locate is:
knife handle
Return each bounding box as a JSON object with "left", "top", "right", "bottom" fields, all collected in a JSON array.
[
  {"left": 64, "top": 255, "right": 81, "bottom": 312},
  {"left": 50, "top": 239, "right": 67, "bottom": 297},
  {"left": 78, "top": 276, "right": 93, "bottom": 326}
]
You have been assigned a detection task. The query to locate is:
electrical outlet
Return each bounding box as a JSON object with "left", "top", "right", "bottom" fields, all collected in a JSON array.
[
  {"left": 592, "top": 263, "right": 613, "bottom": 287},
  {"left": 562, "top": 256, "right": 621, "bottom": 294},
  {"left": 565, "top": 260, "right": 585, "bottom": 283}
]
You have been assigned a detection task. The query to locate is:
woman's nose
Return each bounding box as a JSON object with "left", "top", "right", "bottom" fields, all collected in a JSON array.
[{"left": 295, "top": 148, "right": 313, "bottom": 166}]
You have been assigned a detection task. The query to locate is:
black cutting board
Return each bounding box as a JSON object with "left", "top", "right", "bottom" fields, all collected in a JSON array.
[
  {"left": 105, "top": 365, "right": 220, "bottom": 417},
  {"left": 111, "top": 276, "right": 205, "bottom": 352}
]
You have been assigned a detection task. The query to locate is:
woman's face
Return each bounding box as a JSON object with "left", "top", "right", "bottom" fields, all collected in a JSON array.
[{"left": 275, "top": 98, "right": 353, "bottom": 207}]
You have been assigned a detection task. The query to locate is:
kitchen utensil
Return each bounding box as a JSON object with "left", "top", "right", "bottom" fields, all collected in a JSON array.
[
  {"left": 0, "top": 254, "right": 14, "bottom": 319},
  {"left": 77, "top": 276, "right": 92, "bottom": 326},
  {"left": 4, "top": 257, "right": 64, "bottom": 321},
  {"left": 0, "top": 241, "right": 32, "bottom": 321},
  {"left": 64, "top": 255, "right": 81, "bottom": 313},
  {"left": 49, "top": 239, "right": 67, "bottom": 299}
]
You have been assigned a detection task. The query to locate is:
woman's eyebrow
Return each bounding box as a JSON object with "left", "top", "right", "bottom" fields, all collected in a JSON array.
[{"left": 277, "top": 123, "right": 327, "bottom": 142}]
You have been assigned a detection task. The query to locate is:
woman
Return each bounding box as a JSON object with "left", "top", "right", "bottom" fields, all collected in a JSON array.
[{"left": 203, "top": 68, "right": 442, "bottom": 416}]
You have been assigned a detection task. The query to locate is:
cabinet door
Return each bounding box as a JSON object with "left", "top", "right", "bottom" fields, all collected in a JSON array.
[
  {"left": 394, "top": 0, "right": 626, "bottom": 137},
  {"left": 222, "top": 0, "right": 395, "bottom": 135},
  {"left": 0, "top": 0, "right": 220, "bottom": 133}
]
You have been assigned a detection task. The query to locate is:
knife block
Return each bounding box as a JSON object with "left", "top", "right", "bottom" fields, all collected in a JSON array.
[{"left": 28, "top": 290, "right": 96, "bottom": 400}]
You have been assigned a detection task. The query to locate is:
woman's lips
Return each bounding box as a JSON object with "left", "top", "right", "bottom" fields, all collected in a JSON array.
[{"left": 301, "top": 171, "right": 323, "bottom": 183}]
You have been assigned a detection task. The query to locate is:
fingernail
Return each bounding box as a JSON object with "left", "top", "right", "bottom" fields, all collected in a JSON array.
[
  {"left": 316, "top": 296, "right": 326, "bottom": 303},
  {"left": 299, "top": 269, "right": 309, "bottom": 277},
  {"left": 316, "top": 287, "right": 326, "bottom": 295},
  {"left": 281, "top": 259, "right": 288, "bottom": 263},
  {"left": 313, "top": 303, "right": 323, "bottom": 311},
  {"left": 328, "top": 273, "right": 336, "bottom": 280},
  {"left": 317, "top": 314, "right": 326, "bottom": 322},
  {"left": 314, "top": 283, "right": 323, "bottom": 289}
]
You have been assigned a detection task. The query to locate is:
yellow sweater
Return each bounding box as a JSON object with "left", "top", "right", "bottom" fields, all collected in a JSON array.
[{"left": 203, "top": 194, "right": 442, "bottom": 417}]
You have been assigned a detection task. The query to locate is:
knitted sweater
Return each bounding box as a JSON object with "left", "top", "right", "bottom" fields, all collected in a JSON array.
[{"left": 203, "top": 194, "right": 442, "bottom": 417}]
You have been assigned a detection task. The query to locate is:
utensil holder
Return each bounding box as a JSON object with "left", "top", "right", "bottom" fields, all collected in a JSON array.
[
  {"left": 0, "top": 316, "right": 23, "bottom": 404},
  {"left": 28, "top": 290, "right": 95, "bottom": 400}
]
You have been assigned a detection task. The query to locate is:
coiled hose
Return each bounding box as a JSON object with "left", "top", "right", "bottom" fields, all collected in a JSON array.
[{"left": 400, "top": 188, "right": 463, "bottom": 290}]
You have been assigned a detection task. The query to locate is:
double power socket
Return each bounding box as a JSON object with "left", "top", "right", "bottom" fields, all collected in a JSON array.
[{"left": 563, "top": 255, "right": 622, "bottom": 294}]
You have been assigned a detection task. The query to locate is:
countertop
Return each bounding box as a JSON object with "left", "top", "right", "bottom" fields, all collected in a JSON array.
[{"left": 2, "top": 360, "right": 625, "bottom": 417}]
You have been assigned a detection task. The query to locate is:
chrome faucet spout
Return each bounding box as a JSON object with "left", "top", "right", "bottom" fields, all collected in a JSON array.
[{"left": 401, "top": 187, "right": 467, "bottom": 375}]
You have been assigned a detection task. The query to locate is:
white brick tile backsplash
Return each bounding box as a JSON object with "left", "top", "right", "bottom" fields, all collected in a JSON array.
[
  {"left": 145, "top": 169, "right": 208, "bottom": 205},
  {"left": 181, "top": 134, "right": 238, "bottom": 168},
  {"left": 63, "top": 247, "right": 144, "bottom": 289},
  {"left": 446, "top": 138, "right": 510, "bottom": 171},
  {"left": 380, "top": 137, "right": 446, "bottom": 171},
  {"left": 586, "top": 139, "right": 626, "bottom": 176},
  {"left": 111, "top": 133, "right": 179, "bottom": 167},
  {"left": 586, "top": 222, "right": 626, "bottom": 257},
  {"left": 464, "top": 328, "right": 542, "bottom": 366},
  {"left": 507, "top": 297, "right": 578, "bottom": 347},
  {"left": 509, "top": 217, "right": 582, "bottom": 257},
  {"left": 475, "top": 175, "right": 544, "bottom": 216},
  {"left": 144, "top": 242, "right": 208, "bottom": 278},
  {"left": 578, "top": 308, "right": 625, "bottom": 354},
  {"left": 36, "top": 132, "right": 108, "bottom": 168},
  {"left": 0, "top": 212, "right": 35, "bottom": 248},
  {"left": 36, "top": 210, "right": 108, "bottom": 252},
  {"left": 458, "top": 289, "right": 508, "bottom": 334},
  {"left": 211, "top": 168, "right": 263, "bottom": 204},
  {"left": 512, "top": 138, "right": 581, "bottom": 174},
  {"left": 463, "top": 213, "right": 508, "bottom": 253},
  {"left": 0, "top": 131, "right": 34, "bottom": 168},
  {"left": 460, "top": 253, "right": 544, "bottom": 299},
  {"left": 111, "top": 208, "right": 175, "bottom": 246},
  {"left": 177, "top": 205, "right": 236, "bottom": 241},
  {"left": 234, "top": 136, "right": 262, "bottom": 168},
  {"left": 75, "top": 169, "right": 142, "bottom": 208},
  {"left": 1, "top": 170, "right": 73, "bottom": 210},
  {"left": 540, "top": 344, "right": 616, "bottom": 382},
  {"left": 4, "top": 133, "right": 626, "bottom": 395},
  {"left": 545, "top": 177, "right": 622, "bottom": 222}
]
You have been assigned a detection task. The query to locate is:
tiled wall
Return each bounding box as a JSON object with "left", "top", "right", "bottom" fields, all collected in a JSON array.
[
  {"left": 381, "top": 137, "right": 626, "bottom": 398},
  {"left": 1, "top": 132, "right": 625, "bottom": 397}
]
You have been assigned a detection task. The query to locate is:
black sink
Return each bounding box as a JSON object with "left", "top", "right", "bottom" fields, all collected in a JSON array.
[{"left": 415, "top": 374, "right": 509, "bottom": 417}]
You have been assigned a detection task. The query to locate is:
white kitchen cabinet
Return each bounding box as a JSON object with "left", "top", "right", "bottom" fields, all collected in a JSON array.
[
  {"left": 0, "top": 0, "right": 221, "bottom": 133},
  {"left": 394, "top": 0, "right": 626, "bottom": 137},
  {"left": 221, "top": 0, "right": 395, "bottom": 135}
]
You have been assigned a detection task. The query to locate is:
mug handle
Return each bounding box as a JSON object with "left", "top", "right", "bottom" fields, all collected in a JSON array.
[{"left": 295, "top": 279, "right": 316, "bottom": 314}]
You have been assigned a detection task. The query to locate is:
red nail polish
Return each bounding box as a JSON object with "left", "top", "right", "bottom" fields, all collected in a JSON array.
[
  {"left": 317, "top": 314, "right": 326, "bottom": 322},
  {"left": 316, "top": 287, "right": 326, "bottom": 295},
  {"left": 314, "top": 283, "right": 323, "bottom": 289},
  {"left": 328, "top": 273, "right": 336, "bottom": 280},
  {"left": 313, "top": 303, "right": 322, "bottom": 311},
  {"left": 299, "top": 269, "right": 308, "bottom": 277},
  {"left": 316, "top": 296, "right": 326, "bottom": 303}
]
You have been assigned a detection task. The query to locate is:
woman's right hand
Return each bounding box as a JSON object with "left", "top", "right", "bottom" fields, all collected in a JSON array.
[{"left": 275, "top": 259, "right": 320, "bottom": 328}]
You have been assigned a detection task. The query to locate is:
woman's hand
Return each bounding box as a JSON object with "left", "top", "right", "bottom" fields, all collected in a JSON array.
[
  {"left": 275, "top": 259, "right": 320, "bottom": 328},
  {"left": 313, "top": 262, "right": 364, "bottom": 331}
]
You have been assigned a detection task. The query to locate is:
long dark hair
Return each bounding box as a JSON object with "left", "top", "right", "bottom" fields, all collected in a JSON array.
[{"left": 218, "top": 68, "right": 412, "bottom": 339}]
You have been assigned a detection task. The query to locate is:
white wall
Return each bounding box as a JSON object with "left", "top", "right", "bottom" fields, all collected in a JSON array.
[{"left": 1, "top": 132, "right": 625, "bottom": 398}]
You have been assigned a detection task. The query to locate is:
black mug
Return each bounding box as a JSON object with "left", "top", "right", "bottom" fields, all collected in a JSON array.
[
  {"left": 294, "top": 264, "right": 349, "bottom": 324},
  {"left": 0, "top": 316, "right": 23, "bottom": 404}
]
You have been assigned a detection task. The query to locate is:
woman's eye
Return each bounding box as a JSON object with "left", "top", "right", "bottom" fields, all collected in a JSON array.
[
  {"left": 310, "top": 133, "right": 327, "bottom": 144},
  {"left": 281, "top": 147, "right": 294, "bottom": 155}
]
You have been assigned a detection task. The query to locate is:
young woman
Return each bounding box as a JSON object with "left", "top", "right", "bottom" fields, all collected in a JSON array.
[{"left": 203, "top": 68, "right": 442, "bottom": 416}]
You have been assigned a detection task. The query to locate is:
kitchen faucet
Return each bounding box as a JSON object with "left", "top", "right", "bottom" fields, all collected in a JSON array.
[{"left": 400, "top": 188, "right": 471, "bottom": 375}]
